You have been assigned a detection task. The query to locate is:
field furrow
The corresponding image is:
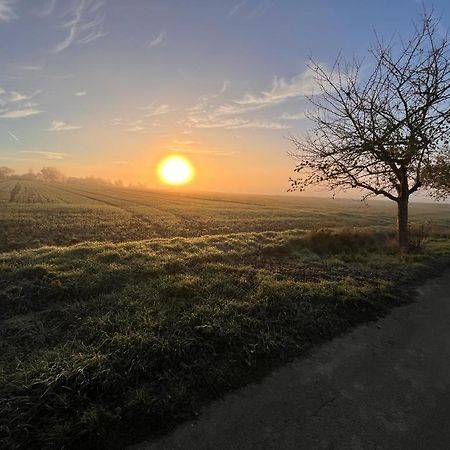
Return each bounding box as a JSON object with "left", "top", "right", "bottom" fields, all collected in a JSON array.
[{"left": 0, "top": 180, "right": 449, "bottom": 252}]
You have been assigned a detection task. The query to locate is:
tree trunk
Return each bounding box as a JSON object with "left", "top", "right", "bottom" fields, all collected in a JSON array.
[{"left": 397, "top": 195, "right": 409, "bottom": 253}]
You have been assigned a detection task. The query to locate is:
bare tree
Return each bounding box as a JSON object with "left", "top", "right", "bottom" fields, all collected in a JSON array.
[{"left": 289, "top": 12, "right": 450, "bottom": 252}]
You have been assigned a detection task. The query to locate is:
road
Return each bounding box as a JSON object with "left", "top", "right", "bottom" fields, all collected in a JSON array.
[{"left": 132, "top": 269, "right": 450, "bottom": 450}]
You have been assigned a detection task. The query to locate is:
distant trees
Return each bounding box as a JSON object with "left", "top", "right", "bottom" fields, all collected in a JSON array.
[
  {"left": 0, "top": 166, "right": 144, "bottom": 191},
  {"left": 40, "top": 167, "right": 65, "bottom": 183},
  {"left": 289, "top": 12, "right": 450, "bottom": 252},
  {"left": 0, "top": 167, "right": 14, "bottom": 180},
  {"left": 20, "top": 169, "right": 38, "bottom": 181}
]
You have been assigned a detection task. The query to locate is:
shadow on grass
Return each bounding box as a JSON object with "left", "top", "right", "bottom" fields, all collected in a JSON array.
[{"left": 0, "top": 228, "right": 449, "bottom": 449}]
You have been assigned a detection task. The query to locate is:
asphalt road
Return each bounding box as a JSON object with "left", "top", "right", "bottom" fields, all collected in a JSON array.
[{"left": 132, "top": 269, "right": 450, "bottom": 450}]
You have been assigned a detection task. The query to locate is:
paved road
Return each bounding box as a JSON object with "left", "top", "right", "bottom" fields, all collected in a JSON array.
[{"left": 132, "top": 270, "right": 450, "bottom": 450}]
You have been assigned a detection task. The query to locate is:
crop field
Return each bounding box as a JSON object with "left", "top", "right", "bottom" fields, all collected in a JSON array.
[
  {"left": 1, "top": 180, "right": 450, "bottom": 449},
  {"left": 1, "top": 180, "right": 450, "bottom": 252}
]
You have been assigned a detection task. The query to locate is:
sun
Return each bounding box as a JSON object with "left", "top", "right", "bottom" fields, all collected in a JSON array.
[{"left": 158, "top": 155, "right": 194, "bottom": 185}]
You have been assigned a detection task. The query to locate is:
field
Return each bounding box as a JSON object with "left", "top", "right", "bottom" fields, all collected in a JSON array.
[
  {"left": 1, "top": 180, "right": 450, "bottom": 449},
  {"left": 1, "top": 180, "right": 450, "bottom": 252}
]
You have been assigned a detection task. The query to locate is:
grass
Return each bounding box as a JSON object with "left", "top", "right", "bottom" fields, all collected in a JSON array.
[
  {"left": 1, "top": 180, "right": 450, "bottom": 252},
  {"left": 1, "top": 227, "right": 449, "bottom": 449},
  {"left": 1, "top": 181, "right": 449, "bottom": 448}
]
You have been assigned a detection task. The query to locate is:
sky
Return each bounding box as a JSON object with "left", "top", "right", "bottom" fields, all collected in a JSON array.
[{"left": 1, "top": 0, "right": 450, "bottom": 195}]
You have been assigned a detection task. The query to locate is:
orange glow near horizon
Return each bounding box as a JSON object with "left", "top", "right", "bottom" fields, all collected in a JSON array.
[{"left": 157, "top": 155, "right": 195, "bottom": 186}]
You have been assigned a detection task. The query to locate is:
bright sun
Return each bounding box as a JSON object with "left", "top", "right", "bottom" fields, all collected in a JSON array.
[{"left": 158, "top": 155, "right": 194, "bottom": 186}]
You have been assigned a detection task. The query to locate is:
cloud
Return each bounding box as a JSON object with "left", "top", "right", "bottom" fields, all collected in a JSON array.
[
  {"left": 280, "top": 111, "right": 306, "bottom": 120},
  {"left": 0, "top": 0, "right": 15, "bottom": 22},
  {"left": 142, "top": 102, "right": 171, "bottom": 117},
  {"left": 75, "top": 91, "right": 87, "bottom": 96},
  {"left": 227, "top": 0, "right": 246, "bottom": 19},
  {"left": 248, "top": 0, "right": 274, "bottom": 18},
  {"left": 20, "top": 151, "right": 66, "bottom": 160},
  {"left": 172, "top": 139, "right": 197, "bottom": 146},
  {"left": 8, "top": 90, "right": 41, "bottom": 103},
  {"left": 47, "top": 120, "right": 82, "bottom": 131},
  {"left": 186, "top": 115, "right": 289, "bottom": 130},
  {"left": 126, "top": 125, "right": 146, "bottom": 133},
  {"left": 14, "top": 63, "right": 45, "bottom": 71},
  {"left": 52, "top": 0, "right": 107, "bottom": 53},
  {"left": 0, "top": 108, "right": 43, "bottom": 118},
  {"left": 0, "top": 88, "right": 43, "bottom": 118},
  {"left": 218, "top": 67, "right": 318, "bottom": 115},
  {"left": 39, "top": 0, "right": 58, "bottom": 17},
  {"left": 146, "top": 31, "right": 166, "bottom": 48},
  {"left": 8, "top": 130, "right": 19, "bottom": 141},
  {"left": 191, "top": 80, "right": 229, "bottom": 112},
  {"left": 113, "top": 117, "right": 153, "bottom": 132}
]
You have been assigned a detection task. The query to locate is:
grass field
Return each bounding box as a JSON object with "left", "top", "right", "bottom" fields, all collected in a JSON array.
[
  {"left": 1, "top": 180, "right": 450, "bottom": 252},
  {"left": 1, "top": 180, "right": 450, "bottom": 449}
]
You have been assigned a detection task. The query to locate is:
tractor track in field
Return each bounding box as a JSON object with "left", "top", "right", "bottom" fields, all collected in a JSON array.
[
  {"left": 8, "top": 182, "right": 21, "bottom": 203},
  {"left": 50, "top": 184, "right": 203, "bottom": 236}
]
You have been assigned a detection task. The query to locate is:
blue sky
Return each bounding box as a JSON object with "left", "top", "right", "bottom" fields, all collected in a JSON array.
[{"left": 1, "top": 0, "right": 449, "bottom": 193}]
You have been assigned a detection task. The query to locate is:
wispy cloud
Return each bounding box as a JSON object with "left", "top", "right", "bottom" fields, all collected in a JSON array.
[
  {"left": 39, "top": 0, "right": 58, "bottom": 17},
  {"left": 191, "top": 80, "right": 229, "bottom": 112},
  {"left": 75, "top": 91, "right": 87, "bottom": 96},
  {"left": 227, "top": 0, "right": 246, "bottom": 19},
  {"left": 218, "top": 67, "right": 318, "bottom": 115},
  {"left": 52, "top": 0, "right": 107, "bottom": 53},
  {"left": 0, "top": 108, "right": 43, "bottom": 118},
  {"left": 8, "top": 90, "right": 41, "bottom": 103},
  {"left": 142, "top": 102, "right": 171, "bottom": 117},
  {"left": 146, "top": 31, "right": 166, "bottom": 48},
  {"left": 8, "top": 130, "right": 19, "bottom": 141},
  {"left": 186, "top": 115, "right": 288, "bottom": 130},
  {"left": 126, "top": 125, "right": 146, "bottom": 133},
  {"left": 0, "top": 88, "right": 43, "bottom": 118},
  {"left": 280, "top": 111, "right": 306, "bottom": 120},
  {"left": 47, "top": 120, "right": 82, "bottom": 131},
  {"left": 0, "top": 0, "right": 16, "bottom": 22},
  {"left": 172, "top": 139, "right": 197, "bottom": 146},
  {"left": 171, "top": 141, "right": 237, "bottom": 157},
  {"left": 14, "top": 63, "right": 45, "bottom": 71},
  {"left": 248, "top": 0, "right": 274, "bottom": 18},
  {"left": 123, "top": 119, "right": 146, "bottom": 133},
  {"left": 20, "top": 150, "right": 67, "bottom": 160},
  {"left": 183, "top": 68, "right": 316, "bottom": 132}
]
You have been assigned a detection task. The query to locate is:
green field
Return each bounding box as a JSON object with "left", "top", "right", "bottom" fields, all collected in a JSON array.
[
  {"left": 1, "top": 180, "right": 449, "bottom": 252},
  {"left": 1, "top": 180, "right": 450, "bottom": 449}
]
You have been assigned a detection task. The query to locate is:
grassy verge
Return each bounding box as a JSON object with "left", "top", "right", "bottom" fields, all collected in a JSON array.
[{"left": 1, "top": 228, "right": 449, "bottom": 449}]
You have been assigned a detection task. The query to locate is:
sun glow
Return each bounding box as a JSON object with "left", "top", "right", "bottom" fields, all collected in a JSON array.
[{"left": 158, "top": 155, "right": 194, "bottom": 185}]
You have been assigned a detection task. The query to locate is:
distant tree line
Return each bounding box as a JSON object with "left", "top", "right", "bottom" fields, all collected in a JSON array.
[{"left": 0, "top": 166, "right": 143, "bottom": 189}]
